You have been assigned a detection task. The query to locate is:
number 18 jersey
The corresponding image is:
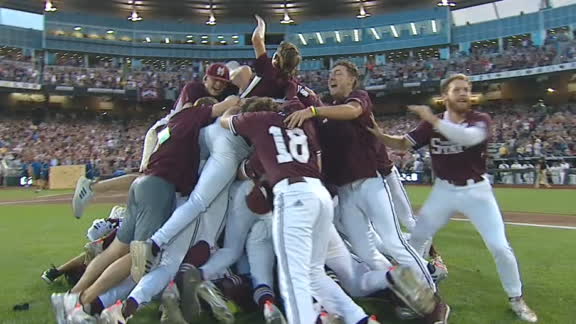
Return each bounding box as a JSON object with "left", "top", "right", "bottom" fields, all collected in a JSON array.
[{"left": 229, "top": 109, "right": 322, "bottom": 187}]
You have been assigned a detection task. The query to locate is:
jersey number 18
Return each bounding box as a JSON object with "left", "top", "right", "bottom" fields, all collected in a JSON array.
[{"left": 268, "top": 126, "right": 310, "bottom": 164}]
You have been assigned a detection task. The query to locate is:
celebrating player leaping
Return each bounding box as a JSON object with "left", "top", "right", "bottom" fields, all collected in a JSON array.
[{"left": 367, "top": 73, "right": 538, "bottom": 323}]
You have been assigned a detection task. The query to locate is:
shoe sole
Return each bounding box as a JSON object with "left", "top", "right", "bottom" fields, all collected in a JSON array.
[
  {"left": 130, "top": 241, "right": 151, "bottom": 282},
  {"left": 50, "top": 294, "right": 67, "bottom": 324},
  {"left": 42, "top": 273, "right": 55, "bottom": 284},
  {"left": 180, "top": 267, "right": 203, "bottom": 322},
  {"left": 388, "top": 266, "right": 437, "bottom": 317},
  {"left": 72, "top": 177, "right": 93, "bottom": 219},
  {"left": 198, "top": 282, "right": 234, "bottom": 324}
]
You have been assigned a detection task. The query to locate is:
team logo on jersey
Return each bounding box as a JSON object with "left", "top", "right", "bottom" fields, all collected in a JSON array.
[
  {"left": 430, "top": 138, "right": 465, "bottom": 155},
  {"left": 216, "top": 67, "right": 225, "bottom": 76}
]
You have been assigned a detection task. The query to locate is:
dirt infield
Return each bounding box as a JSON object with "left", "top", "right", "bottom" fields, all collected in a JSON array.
[{"left": 2, "top": 192, "right": 575, "bottom": 228}]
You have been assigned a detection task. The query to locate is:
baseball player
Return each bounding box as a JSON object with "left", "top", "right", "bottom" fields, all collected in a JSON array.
[
  {"left": 367, "top": 73, "right": 538, "bottom": 323},
  {"left": 284, "top": 61, "right": 438, "bottom": 303},
  {"left": 221, "top": 97, "right": 379, "bottom": 324},
  {"left": 52, "top": 95, "right": 240, "bottom": 324},
  {"left": 71, "top": 63, "right": 236, "bottom": 219}
]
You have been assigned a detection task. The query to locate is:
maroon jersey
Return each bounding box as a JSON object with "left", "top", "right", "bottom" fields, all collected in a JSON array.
[
  {"left": 286, "top": 80, "right": 323, "bottom": 108},
  {"left": 145, "top": 105, "right": 214, "bottom": 195},
  {"left": 230, "top": 105, "right": 321, "bottom": 187},
  {"left": 406, "top": 111, "right": 491, "bottom": 183},
  {"left": 376, "top": 142, "right": 393, "bottom": 176},
  {"left": 242, "top": 53, "right": 291, "bottom": 99},
  {"left": 244, "top": 153, "right": 274, "bottom": 214},
  {"left": 319, "top": 89, "right": 378, "bottom": 186}
]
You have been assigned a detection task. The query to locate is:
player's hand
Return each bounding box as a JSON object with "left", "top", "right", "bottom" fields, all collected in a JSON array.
[
  {"left": 284, "top": 108, "right": 313, "bottom": 129},
  {"left": 253, "top": 15, "right": 266, "bottom": 39},
  {"left": 407, "top": 105, "right": 435, "bottom": 122},
  {"left": 366, "top": 114, "right": 383, "bottom": 137}
]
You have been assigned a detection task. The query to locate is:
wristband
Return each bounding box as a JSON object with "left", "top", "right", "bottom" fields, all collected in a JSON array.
[{"left": 310, "top": 106, "right": 318, "bottom": 117}]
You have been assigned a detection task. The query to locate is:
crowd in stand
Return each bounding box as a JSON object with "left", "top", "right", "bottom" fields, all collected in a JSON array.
[
  {"left": 0, "top": 115, "right": 149, "bottom": 179},
  {"left": 0, "top": 101, "right": 572, "bottom": 181},
  {"left": 0, "top": 55, "right": 40, "bottom": 84}
]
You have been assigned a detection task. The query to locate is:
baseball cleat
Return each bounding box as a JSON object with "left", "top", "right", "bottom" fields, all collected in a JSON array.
[
  {"left": 130, "top": 240, "right": 158, "bottom": 283},
  {"left": 51, "top": 292, "right": 79, "bottom": 324},
  {"left": 67, "top": 304, "right": 98, "bottom": 324},
  {"left": 72, "top": 176, "right": 95, "bottom": 219},
  {"left": 426, "top": 302, "right": 450, "bottom": 324},
  {"left": 367, "top": 315, "right": 381, "bottom": 324},
  {"left": 263, "top": 301, "right": 287, "bottom": 324},
  {"left": 42, "top": 265, "right": 61, "bottom": 284},
  {"left": 100, "top": 301, "right": 128, "bottom": 324},
  {"left": 84, "top": 239, "right": 104, "bottom": 264},
  {"left": 197, "top": 280, "right": 235, "bottom": 323},
  {"left": 180, "top": 266, "right": 204, "bottom": 321},
  {"left": 109, "top": 205, "right": 127, "bottom": 219},
  {"left": 160, "top": 281, "right": 189, "bottom": 324},
  {"left": 428, "top": 256, "right": 448, "bottom": 284},
  {"left": 509, "top": 297, "right": 538, "bottom": 322},
  {"left": 386, "top": 265, "right": 437, "bottom": 317}
]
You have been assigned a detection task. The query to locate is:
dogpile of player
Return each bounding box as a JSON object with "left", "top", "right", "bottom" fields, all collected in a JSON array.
[{"left": 43, "top": 15, "right": 538, "bottom": 324}]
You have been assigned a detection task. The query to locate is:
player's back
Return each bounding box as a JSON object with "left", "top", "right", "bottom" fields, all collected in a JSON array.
[{"left": 231, "top": 110, "right": 321, "bottom": 187}]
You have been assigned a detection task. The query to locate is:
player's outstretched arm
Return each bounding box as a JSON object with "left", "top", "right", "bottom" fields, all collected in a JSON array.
[
  {"left": 366, "top": 115, "right": 412, "bottom": 151},
  {"left": 212, "top": 95, "right": 241, "bottom": 118},
  {"left": 252, "top": 15, "right": 267, "bottom": 58},
  {"left": 284, "top": 101, "right": 362, "bottom": 128},
  {"left": 407, "top": 105, "right": 487, "bottom": 146}
]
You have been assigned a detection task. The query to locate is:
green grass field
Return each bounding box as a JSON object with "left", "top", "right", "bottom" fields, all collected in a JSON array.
[{"left": 1, "top": 187, "right": 575, "bottom": 324}]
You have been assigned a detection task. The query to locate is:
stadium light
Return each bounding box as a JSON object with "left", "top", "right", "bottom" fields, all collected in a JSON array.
[
  {"left": 335, "top": 31, "right": 342, "bottom": 43},
  {"left": 437, "top": 0, "right": 456, "bottom": 7},
  {"left": 390, "top": 25, "right": 399, "bottom": 38},
  {"left": 356, "top": 4, "right": 371, "bottom": 19},
  {"left": 280, "top": 5, "right": 294, "bottom": 24},
  {"left": 431, "top": 20, "right": 438, "bottom": 33},
  {"left": 547, "top": 88, "right": 556, "bottom": 93},
  {"left": 107, "top": 30, "right": 115, "bottom": 34},
  {"left": 206, "top": 12, "right": 216, "bottom": 25},
  {"left": 353, "top": 29, "right": 360, "bottom": 42},
  {"left": 315, "top": 32, "right": 324, "bottom": 44},
  {"left": 165, "top": 37, "right": 170, "bottom": 44},
  {"left": 232, "top": 35, "right": 239, "bottom": 39},
  {"left": 410, "top": 23, "right": 418, "bottom": 35},
  {"left": 370, "top": 28, "right": 380, "bottom": 40},
  {"left": 145, "top": 37, "right": 151, "bottom": 43},
  {"left": 74, "top": 26, "right": 82, "bottom": 31},
  {"left": 298, "top": 33, "right": 308, "bottom": 45},
  {"left": 128, "top": 9, "right": 143, "bottom": 22},
  {"left": 44, "top": 0, "right": 57, "bottom": 12}
]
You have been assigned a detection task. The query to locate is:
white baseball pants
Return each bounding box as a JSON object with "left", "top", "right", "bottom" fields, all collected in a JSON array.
[
  {"left": 273, "top": 178, "right": 367, "bottom": 324},
  {"left": 410, "top": 177, "right": 523, "bottom": 298},
  {"left": 151, "top": 120, "right": 251, "bottom": 247},
  {"left": 337, "top": 176, "right": 435, "bottom": 290}
]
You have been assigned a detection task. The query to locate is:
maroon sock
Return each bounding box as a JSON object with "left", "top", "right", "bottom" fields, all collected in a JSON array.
[{"left": 122, "top": 297, "right": 138, "bottom": 318}]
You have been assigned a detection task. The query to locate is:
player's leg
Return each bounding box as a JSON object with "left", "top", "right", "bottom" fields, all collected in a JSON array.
[
  {"left": 201, "top": 180, "right": 258, "bottom": 280},
  {"left": 459, "top": 181, "right": 537, "bottom": 322},
  {"left": 150, "top": 124, "right": 250, "bottom": 248},
  {"left": 79, "top": 254, "right": 131, "bottom": 307},
  {"left": 337, "top": 183, "right": 391, "bottom": 271},
  {"left": 272, "top": 185, "right": 319, "bottom": 324},
  {"left": 384, "top": 167, "right": 416, "bottom": 231},
  {"left": 359, "top": 177, "right": 435, "bottom": 290},
  {"left": 72, "top": 174, "right": 139, "bottom": 219},
  {"left": 42, "top": 253, "right": 86, "bottom": 284},
  {"left": 309, "top": 189, "right": 369, "bottom": 324},
  {"left": 408, "top": 182, "right": 455, "bottom": 258},
  {"left": 123, "top": 223, "right": 197, "bottom": 319},
  {"left": 246, "top": 216, "right": 278, "bottom": 311}
]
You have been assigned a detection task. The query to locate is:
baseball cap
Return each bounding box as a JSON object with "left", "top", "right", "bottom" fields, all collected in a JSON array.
[{"left": 206, "top": 63, "right": 230, "bottom": 82}]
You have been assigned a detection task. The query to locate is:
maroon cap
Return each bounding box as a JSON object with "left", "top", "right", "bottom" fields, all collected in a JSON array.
[{"left": 206, "top": 63, "right": 230, "bottom": 82}]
